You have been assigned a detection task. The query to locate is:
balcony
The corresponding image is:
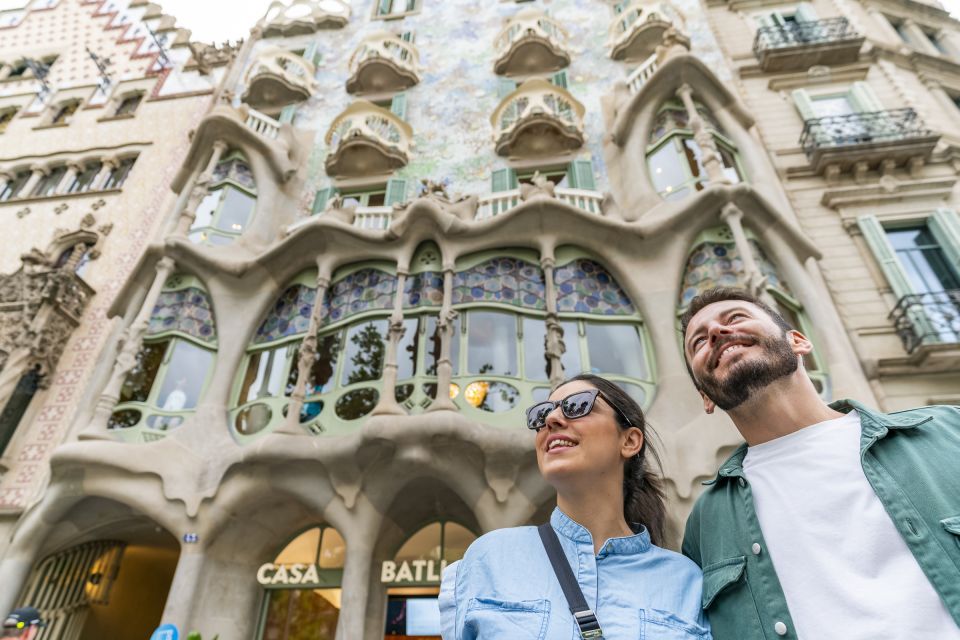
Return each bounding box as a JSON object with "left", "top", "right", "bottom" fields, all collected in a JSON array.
[
  {"left": 260, "top": 0, "right": 350, "bottom": 37},
  {"left": 753, "top": 17, "right": 864, "bottom": 72},
  {"left": 477, "top": 187, "right": 603, "bottom": 219},
  {"left": 491, "top": 79, "right": 585, "bottom": 158},
  {"left": 626, "top": 53, "right": 659, "bottom": 94},
  {"left": 324, "top": 100, "right": 413, "bottom": 178},
  {"left": 353, "top": 205, "right": 394, "bottom": 230},
  {"left": 242, "top": 47, "right": 318, "bottom": 111},
  {"left": 799, "top": 108, "right": 939, "bottom": 176},
  {"left": 890, "top": 290, "right": 960, "bottom": 355},
  {"left": 346, "top": 31, "right": 420, "bottom": 95},
  {"left": 608, "top": 1, "right": 686, "bottom": 62},
  {"left": 493, "top": 8, "right": 571, "bottom": 76}
]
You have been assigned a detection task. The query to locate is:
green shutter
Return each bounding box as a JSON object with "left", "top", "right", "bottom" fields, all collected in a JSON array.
[
  {"left": 390, "top": 92, "right": 407, "bottom": 120},
  {"left": 857, "top": 215, "right": 914, "bottom": 299},
  {"left": 791, "top": 89, "right": 817, "bottom": 121},
  {"left": 279, "top": 105, "right": 297, "bottom": 124},
  {"left": 755, "top": 13, "right": 777, "bottom": 28},
  {"left": 497, "top": 77, "right": 518, "bottom": 99},
  {"left": 303, "top": 40, "right": 321, "bottom": 67},
  {"left": 385, "top": 178, "right": 407, "bottom": 205},
  {"left": 400, "top": 31, "right": 415, "bottom": 43},
  {"left": 614, "top": 0, "right": 629, "bottom": 13},
  {"left": 313, "top": 188, "right": 334, "bottom": 214},
  {"left": 929, "top": 208, "right": 960, "bottom": 278},
  {"left": 794, "top": 3, "right": 819, "bottom": 23},
  {"left": 378, "top": 0, "right": 392, "bottom": 16},
  {"left": 491, "top": 168, "right": 518, "bottom": 192},
  {"left": 848, "top": 82, "right": 884, "bottom": 113},
  {"left": 551, "top": 70, "right": 568, "bottom": 89},
  {"left": 568, "top": 158, "right": 596, "bottom": 190}
]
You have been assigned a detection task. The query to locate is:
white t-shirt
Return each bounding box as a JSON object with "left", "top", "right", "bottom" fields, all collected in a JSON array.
[{"left": 742, "top": 411, "right": 960, "bottom": 640}]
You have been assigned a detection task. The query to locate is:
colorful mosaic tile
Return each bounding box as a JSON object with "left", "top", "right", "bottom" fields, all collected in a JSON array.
[
  {"left": 679, "top": 240, "right": 792, "bottom": 307},
  {"left": 147, "top": 287, "right": 217, "bottom": 343},
  {"left": 555, "top": 259, "right": 635, "bottom": 315},
  {"left": 254, "top": 284, "right": 318, "bottom": 344},
  {"left": 323, "top": 269, "right": 397, "bottom": 323},
  {"left": 452, "top": 258, "right": 546, "bottom": 310},
  {"left": 403, "top": 271, "right": 444, "bottom": 308}
]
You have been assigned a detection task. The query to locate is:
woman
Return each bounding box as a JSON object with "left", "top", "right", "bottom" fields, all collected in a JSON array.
[{"left": 439, "top": 374, "right": 710, "bottom": 640}]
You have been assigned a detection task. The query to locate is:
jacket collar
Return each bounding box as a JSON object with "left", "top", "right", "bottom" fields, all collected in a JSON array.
[
  {"left": 702, "top": 398, "right": 932, "bottom": 485},
  {"left": 550, "top": 507, "right": 651, "bottom": 556}
]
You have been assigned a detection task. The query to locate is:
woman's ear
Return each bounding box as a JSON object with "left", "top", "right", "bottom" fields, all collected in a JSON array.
[{"left": 621, "top": 427, "right": 644, "bottom": 459}]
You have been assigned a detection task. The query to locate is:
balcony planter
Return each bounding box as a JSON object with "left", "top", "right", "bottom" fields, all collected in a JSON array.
[
  {"left": 493, "top": 8, "right": 571, "bottom": 76},
  {"left": 325, "top": 100, "right": 413, "bottom": 178},
  {"left": 346, "top": 31, "right": 420, "bottom": 95},
  {"left": 491, "top": 78, "right": 585, "bottom": 157},
  {"left": 753, "top": 17, "right": 864, "bottom": 72}
]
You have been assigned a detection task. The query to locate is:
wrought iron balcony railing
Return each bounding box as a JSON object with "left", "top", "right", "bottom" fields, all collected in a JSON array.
[
  {"left": 889, "top": 290, "right": 960, "bottom": 354},
  {"left": 799, "top": 108, "right": 931, "bottom": 156},
  {"left": 753, "top": 17, "right": 860, "bottom": 53}
]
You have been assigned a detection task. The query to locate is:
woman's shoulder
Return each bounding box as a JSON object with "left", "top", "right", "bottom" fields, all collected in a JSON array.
[
  {"left": 646, "top": 543, "right": 705, "bottom": 579},
  {"left": 462, "top": 525, "right": 541, "bottom": 562}
]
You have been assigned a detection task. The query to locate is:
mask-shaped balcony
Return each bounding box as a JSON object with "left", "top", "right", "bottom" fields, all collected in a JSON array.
[
  {"left": 492, "top": 79, "right": 585, "bottom": 157},
  {"left": 260, "top": 0, "right": 350, "bottom": 37},
  {"left": 608, "top": 1, "right": 687, "bottom": 62},
  {"left": 242, "top": 47, "right": 318, "bottom": 111},
  {"left": 493, "top": 8, "right": 571, "bottom": 76},
  {"left": 753, "top": 17, "right": 864, "bottom": 72},
  {"left": 346, "top": 32, "right": 420, "bottom": 95},
  {"left": 325, "top": 100, "right": 413, "bottom": 178}
]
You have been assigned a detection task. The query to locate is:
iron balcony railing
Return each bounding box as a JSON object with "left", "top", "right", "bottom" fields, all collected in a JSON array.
[
  {"left": 799, "top": 108, "right": 931, "bottom": 157},
  {"left": 889, "top": 290, "right": 960, "bottom": 354},
  {"left": 753, "top": 17, "right": 859, "bottom": 53}
]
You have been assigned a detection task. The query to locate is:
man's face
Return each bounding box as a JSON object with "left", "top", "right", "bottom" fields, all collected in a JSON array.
[{"left": 683, "top": 300, "right": 804, "bottom": 411}]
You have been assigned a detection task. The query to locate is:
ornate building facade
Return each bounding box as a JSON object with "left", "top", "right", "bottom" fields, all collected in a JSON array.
[{"left": 0, "top": 0, "right": 957, "bottom": 638}]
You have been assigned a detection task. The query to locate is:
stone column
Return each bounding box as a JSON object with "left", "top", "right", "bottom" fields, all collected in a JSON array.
[
  {"left": 174, "top": 140, "right": 229, "bottom": 236},
  {"left": 902, "top": 19, "right": 940, "bottom": 56},
  {"left": 159, "top": 546, "right": 206, "bottom": 629},
  {"left": 21, "top": 164, "right": 47, "bottom": 197},
  {"left": 540, "top": 254, "right": 566, "bottom": 388},
  {"left": 0, "top": 64, "right": 12, "bottom": 81},
  {"left": 676, "top": 84, "right": 728, "bottom": 186},
  {"left": 334, "top": 501, "right": 381, "bottom": 640},
  {"left": 372, "top": 270, "right": 407, "bottom": 416},
  {"left": 720, "top": 203, "right": 771, "bottom": 303},
  {"left": 79, "top": 256, "right": 176, "bottom": 440},
  {"left": 93, "top": 156, "right": 119, "bottom": 190},
  {"left": 0, "top": 171, "right": 13, "bottom": 199},
  {"left": 278, "top": 267, "right": 331, "bottom": 435},
  {"left": 427, "top": 265, "right": 458, "bottom": 412},
  {"left": 60, "top": 162, "right": 82, "bottom": 194}
]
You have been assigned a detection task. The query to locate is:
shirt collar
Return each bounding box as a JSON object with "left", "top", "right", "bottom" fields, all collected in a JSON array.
[{"left": 550, "top": 506, "right": 651, "bottom": 556}]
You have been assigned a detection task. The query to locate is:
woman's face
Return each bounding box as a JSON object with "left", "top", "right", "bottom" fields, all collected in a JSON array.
[{"left": 534, "top": 380, "right": 641, "bottom": 489}]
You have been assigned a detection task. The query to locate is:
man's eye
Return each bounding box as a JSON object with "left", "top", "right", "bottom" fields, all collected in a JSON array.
[{"left": 692, "top": 337, "right": 705, "bottom": 351}]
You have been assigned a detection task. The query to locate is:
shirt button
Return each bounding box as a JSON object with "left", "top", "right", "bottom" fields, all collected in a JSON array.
[
  {"left": 738, "top": 478, "right": 747, "bottom": 487},
  {"left": 751, "top": 543, "right": 761, "bottom": 555},
  {"left": 774, "top": 621, "right": 788, "bottom": 635}
]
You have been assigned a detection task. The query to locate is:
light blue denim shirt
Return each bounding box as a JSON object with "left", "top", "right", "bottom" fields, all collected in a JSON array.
[{"left": 439, "top": 507, "right": 711, "bottom": 640}]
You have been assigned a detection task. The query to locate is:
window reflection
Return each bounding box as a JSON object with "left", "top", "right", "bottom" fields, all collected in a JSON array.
[
  {"left": 240, "top": 345, "right": 292, "bottom": 403},
  {"left": 559, "top": 320, "right": 582, "bottom": 377},
  {"left": 341, "top": 320, "right": 387, "bottom": 386},
  {"left": 522, "top": 316, "right": 550, "bottom": 381},
  {"left": 397, "top": 317, "right": 419, "bottom": 380},
  {"left": 585, "top": 322, "right": 648, "bottom": 379},
  {"left": 119, "top": 341, "right": 166, "bottom": 403},
  {"left": 156, "top": 340, "right": 214, "bottom": 410},
  {"left": 467, "top": 311, "right": 517, "bottom": 376}
]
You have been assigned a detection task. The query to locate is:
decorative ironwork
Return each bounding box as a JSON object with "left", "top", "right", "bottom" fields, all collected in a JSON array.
[
  {"left": 799, "top": 108, "right": 931, "bottom": 157},
  {"left": 753, "top": 17, "right": 860, "bottom": 53},
  {"left": 889, "top": 290, "right": 960, "bottom": 354}
]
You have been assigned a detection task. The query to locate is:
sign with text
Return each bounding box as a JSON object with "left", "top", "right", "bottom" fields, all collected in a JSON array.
[{"left": 380, "top": 559, "right": 447, "bottom": 585}]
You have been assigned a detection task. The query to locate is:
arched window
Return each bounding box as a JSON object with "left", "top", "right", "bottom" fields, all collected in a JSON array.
[
  {"left": 678, "top": 226, "right": 829, "bottom": 396},
  {"left": 231, "top": 265, "right": 399, "bottom": 439},
  {"left": 259, "top": 525, "right": 345, "bottom": 640},
  {"left": 108, "top": 275, "right": 217, "bottom": 440},
  {"left": 189, "top": 150, "right": 257, "bottom": 246},
  {"left": 646, "top": 100, "right": 743, "bottom": 201}
]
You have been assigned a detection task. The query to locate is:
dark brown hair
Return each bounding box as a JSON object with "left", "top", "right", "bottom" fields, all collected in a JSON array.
[
  {"left": 679, "top": 287, "right": 793, "bottom": 340},
  {"left": 563, "top": 373, "right": 666, "bottom": 546}
]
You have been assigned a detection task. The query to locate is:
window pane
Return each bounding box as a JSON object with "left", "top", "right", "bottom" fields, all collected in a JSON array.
[
  {"left": 585, "top": 323, "right": 648, "bottom": 379},
  {"left": 396, "top": 523, "right": 442, "bottom": 564},
  {"left": 155, "top": 340, "right": 214, "bottom": 410},
  {"left": 214, "top": 187, "right": 255, "bottom": 234},
  {"left": 320, "top": 528, "right": 346, "bottom": 569},
  {"left": 522, "top": 317, "right": 549, "bottom": 381},
  {"left": 467, "top": 311, "right": 517, "bottom": 376},
  {"left": 341, "top": 319, "right": 387, "bottom": 385},
  {"left": 648, "top": 141, "right": 688, "bottom": 198},
  {"left": 263, "top": 589, "right": 339, "bottom": 640},
  {"left": 119, "top": 341, "right": 168, "bottom": 403},
  {"left": 442, "top": 523, "right": 475, "bottom": 563},
  {"left": 812, "top": 96, "right": 855, "bottom": 117},
  {"left": 239, "top": 345, "right": 290, "bottom": 404},
  {"left": 424, "top": 315, "right": 459, "bottom": 376},
  {"left": 888, "top": 227, "right": 960, "bottom": 292},
  {"left": 192, "top": 191, "right": 221, "bottom": 230},
  {"left": 397, "top": 317, "right": 419, "bottom": 380},
  {"left": 275, "top": 527, "right": 320, "bottom": 564},
  {"left": 305, "top": 332, "right": 341, "bottom": 395},
  {"left": 559, "top": 320, "right": 582, "bottom": 376}
]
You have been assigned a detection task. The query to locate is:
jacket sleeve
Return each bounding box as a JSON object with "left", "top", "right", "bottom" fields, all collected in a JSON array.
[{"left": 439, "top": 559, "right": 463, "bottom": 640}]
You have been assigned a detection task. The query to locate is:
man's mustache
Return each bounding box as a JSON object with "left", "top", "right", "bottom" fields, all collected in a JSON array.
[{"left": 707, "top": 334, "right": 759, "bottom": 372}]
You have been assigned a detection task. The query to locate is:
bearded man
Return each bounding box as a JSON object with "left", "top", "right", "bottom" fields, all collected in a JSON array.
[{"left": 679, "top": 287, "right": 960, "bottom": 640}]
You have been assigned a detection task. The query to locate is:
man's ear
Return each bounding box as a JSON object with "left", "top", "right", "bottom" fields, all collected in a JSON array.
[
  {"left": 788, "top": 329, "right": 814, "bottom": 357},
  {"left": 700, "top": 390, "right": 716, "bottom": 414}
]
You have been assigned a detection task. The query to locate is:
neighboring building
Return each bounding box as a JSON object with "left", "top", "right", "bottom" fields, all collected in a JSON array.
[{"left": 0, "top": 0, "right": 956, "bottom": 639}]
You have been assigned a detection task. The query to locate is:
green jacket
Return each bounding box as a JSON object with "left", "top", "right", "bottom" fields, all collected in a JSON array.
[{"left": 682, "top": 400, "right": 960, "bottom": 639}]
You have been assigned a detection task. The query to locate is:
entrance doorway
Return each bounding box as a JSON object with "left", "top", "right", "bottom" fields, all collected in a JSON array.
[{"left": 384, "top": 587, "right": 441, "bottom": 639}]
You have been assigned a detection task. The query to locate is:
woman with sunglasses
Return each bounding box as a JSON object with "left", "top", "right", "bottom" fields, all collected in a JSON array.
[{"left": 439, "top": 374, "right": 710, "bottom": 640}]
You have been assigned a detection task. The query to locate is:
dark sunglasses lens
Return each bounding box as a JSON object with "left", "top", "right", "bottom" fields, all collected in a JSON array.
[
  {"left": 526, "top": 402, "right": 554, "bottom": 429},
  {"left": 561, "top": 391, "right": 595, "bottom": 419}
]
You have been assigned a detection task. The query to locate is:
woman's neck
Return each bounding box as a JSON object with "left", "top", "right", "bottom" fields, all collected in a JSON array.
[{"left": 557, "top": 490, "right": 633, "bottom": 555}]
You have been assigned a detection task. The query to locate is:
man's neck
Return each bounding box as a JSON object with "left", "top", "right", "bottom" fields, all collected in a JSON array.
[
  {"left": 556, "top": 484, "right": 634, "bottom": 555},
  {"left": 726, "top": 372, "right": 845, "bottom": 446}
]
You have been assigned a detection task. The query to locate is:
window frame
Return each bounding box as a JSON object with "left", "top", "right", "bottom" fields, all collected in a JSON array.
[
  {"left": 188, "top": 151, "right": 256, "bottom": 245},
  {"left": 372, "top": 0, "right": 421, "bottom": 20},
  {"left": 102, "top": 156, "right": 136, "bottom": 190}
]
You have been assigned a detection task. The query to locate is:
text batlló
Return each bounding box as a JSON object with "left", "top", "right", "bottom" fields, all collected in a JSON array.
[{"left": 380, "top": 559, "right": 448, "bottom": 583}]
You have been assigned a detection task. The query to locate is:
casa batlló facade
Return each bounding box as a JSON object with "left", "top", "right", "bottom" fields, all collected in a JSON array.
[{"left": 0, "top": 0, "right": 958, "bottom": 638}]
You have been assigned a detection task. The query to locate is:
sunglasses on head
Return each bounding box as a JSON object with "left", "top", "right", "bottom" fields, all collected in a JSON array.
[{"left": 525, "top": 388, "right": 631, "bottom": 431}]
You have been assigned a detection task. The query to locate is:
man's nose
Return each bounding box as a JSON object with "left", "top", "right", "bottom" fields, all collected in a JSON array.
[{"left": 707, "top": 320, "right": 733, "bottom": 344}]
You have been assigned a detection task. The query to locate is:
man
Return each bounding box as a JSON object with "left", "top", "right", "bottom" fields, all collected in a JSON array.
[
  {"left": 679, "top": 287, "right": 960, "bottom": 640},
  {"left": 1, "top": 608, "right": 42, "bottom": 639}
]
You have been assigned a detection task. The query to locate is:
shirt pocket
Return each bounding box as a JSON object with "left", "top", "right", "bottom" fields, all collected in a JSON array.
[
  {"left": 701, "top": 556, "right": 764, "bottom": 640},
  {"left": 640, "top": 608, "right": 711, "bottom": 639},
  {"left": 941, "top": 515, "right": 960, "bottom": 551},
  {"left": 464, "top": 597, "right": 551, "bottom": 640}
]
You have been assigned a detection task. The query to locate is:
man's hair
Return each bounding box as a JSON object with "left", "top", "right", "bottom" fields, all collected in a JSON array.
[{"left": 679, "top": 287, "right": 793, "bottom": 341}]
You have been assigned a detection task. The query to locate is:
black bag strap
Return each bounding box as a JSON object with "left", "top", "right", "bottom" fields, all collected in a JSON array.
[{"left": 538, "top": 523, "right": 604, "bottom": 639}]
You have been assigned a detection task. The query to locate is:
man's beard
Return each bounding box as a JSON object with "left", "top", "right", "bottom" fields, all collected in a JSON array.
[{"left": 697, "top": 333, "right": 799, "bottom": 411}]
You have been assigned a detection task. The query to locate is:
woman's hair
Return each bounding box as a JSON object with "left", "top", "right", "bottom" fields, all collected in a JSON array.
[{"left": 562, "top": 374, "right": 666, "bottom": 546}]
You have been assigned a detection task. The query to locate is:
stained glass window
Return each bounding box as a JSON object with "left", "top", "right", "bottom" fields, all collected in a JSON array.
[
  {"left": 452, "top": 257, "right": 546, "bottom": 310},
  {"left": 147, "top": 287, "right": 217, "bottom": 343},
  {"left": 554, "top": 259, "right": 635, "bottom": 316},
  {"left": 254, "top": 284, "right": 317, "bottom": 344},
  {"left": 403, "top": 272, "right": 444, "bottom": 308},
  {"left": 323, "top": 269, "right": 397, "bottom": 323},
  {"left": 213, "top": 155, "right": 256, "bottom": 191},
  {"left": 679, "top": 239, "right": 792, "bottom": 308}
]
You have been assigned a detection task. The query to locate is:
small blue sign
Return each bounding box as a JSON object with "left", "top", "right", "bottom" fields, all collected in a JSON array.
[
  {"left": 183, "top": 533, "right": 199, "bottom": 544},
  {"left": 150, "top": 624, "right": 179, "bottom": 640}
]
